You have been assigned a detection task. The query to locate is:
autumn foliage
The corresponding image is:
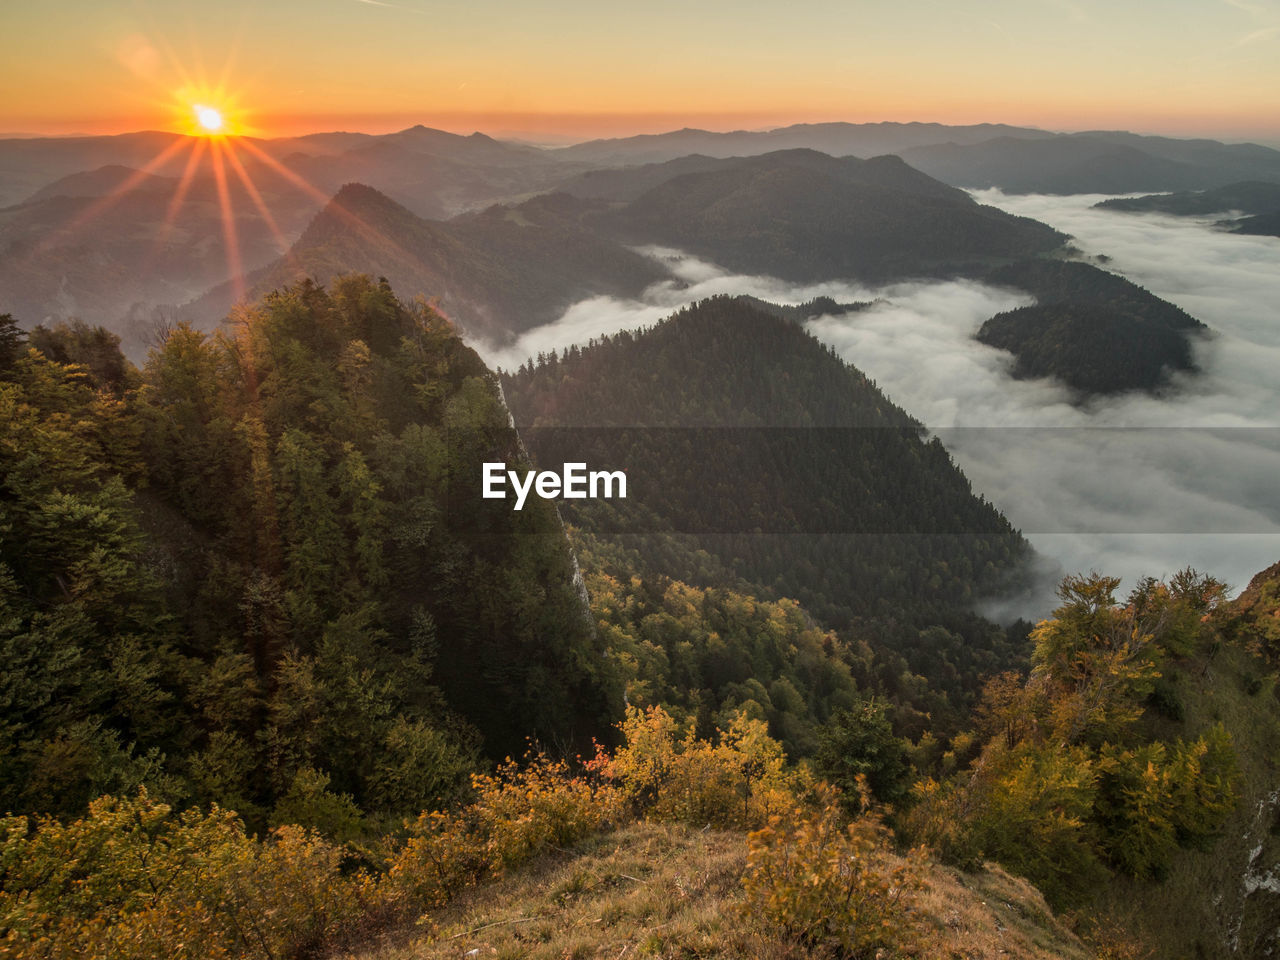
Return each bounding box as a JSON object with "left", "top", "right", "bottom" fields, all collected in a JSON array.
[
  {"left": 0, "top": 791, "right": 367, "bottom": 960},
  {"left": 903, "top": 571, "right": 1241, "bottom": 905},
  {"left": 4, "top": 706, "right": 920, "bottom": 959},
  {"left": 742, "top": 783, "right": 927, "bottom": 958}
]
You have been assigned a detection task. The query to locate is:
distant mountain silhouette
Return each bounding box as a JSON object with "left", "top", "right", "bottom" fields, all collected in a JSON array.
[
  {"left": 1226, "top": 210, "right": 1280, "bottom": 237},
  {"left": 901, "top": 134, "right": 1280, "bottom": 194},
  {"left": 1094, "top": 181, "right": 1280, "bottom": 216},
  {"left": 186, "top": 150, "right": 1064, "bottom": 339},
  {"left": 551, "top": 121, "right": 1050, "bottom": 165},
  {"left": 597, "top": 149, "right": 1064, "bottom": 282},
  {"left": 182, "top": 183, "right": 667, "bottom": 342}
]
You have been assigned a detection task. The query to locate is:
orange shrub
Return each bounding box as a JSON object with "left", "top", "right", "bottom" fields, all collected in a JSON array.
[
  {"left": 741, "top": 784, "right": 926, "bottom": 958},
  {"left": 602, "top": 705, "right": 803, "bottom": 829},
  {"left": 387, "top": 753, "right": 621, "bottom": 906},
  {"left": 0, "top": 790, "right": 366, "bottom": 960}
]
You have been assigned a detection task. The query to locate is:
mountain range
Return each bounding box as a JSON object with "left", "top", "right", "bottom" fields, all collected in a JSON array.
[
  {"left": 183, "top": 149, "right": 1064, "bottom": 342},
  {"left": 4, "top": 119, "right": 1275, "bottom": 353}
]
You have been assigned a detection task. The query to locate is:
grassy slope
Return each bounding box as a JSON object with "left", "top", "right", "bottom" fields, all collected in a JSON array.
[{"left": 335, "top": 823, "right": 1090, "bottom": 960}]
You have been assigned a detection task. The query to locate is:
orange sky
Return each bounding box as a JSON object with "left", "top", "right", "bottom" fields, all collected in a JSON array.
[{"left": 2, "top": 0, "right": 1279, "bottom": 143}]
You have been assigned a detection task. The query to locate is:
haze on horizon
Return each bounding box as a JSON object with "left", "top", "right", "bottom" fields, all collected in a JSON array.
[{"left": 2, "top": 0, "right": 1279, "bottom": 144}]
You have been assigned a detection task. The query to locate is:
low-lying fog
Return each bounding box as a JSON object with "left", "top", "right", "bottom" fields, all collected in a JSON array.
[{"left": 474, "top": 196, "right": 1280, "bottom": 618}]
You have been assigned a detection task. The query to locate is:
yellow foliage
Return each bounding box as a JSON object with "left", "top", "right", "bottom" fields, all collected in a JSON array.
[
  {"left": 0, "top": 790, "right": 366, "bottom": 960},
  {"left": 601, "top": 705, "right": 803, "bottom": 829},
  {"left": 3, "top": 710, "right": 815, "bottom": 957},
  {"left": 386, "top": 753, "right": 621, "bottom": 907},
  {"left": 741, "top": 783, "right": 927, "bottom": 958}
]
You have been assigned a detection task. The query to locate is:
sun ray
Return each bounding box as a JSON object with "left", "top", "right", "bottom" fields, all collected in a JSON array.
[
  {"left": 209, "top": 138, "right": 246, "bottom": 305},
  {"left": 161, "top": 135, "right": 208, "bottom": 232},
  {"left": 232, "top": 137, "right": 337, "bottom": 206},
  {"left": 233, "top": 137, "right": 424, "bottom": 269},
  {"left": 222, "top": 140, "right": 296, "bottom": 258},
  {"left": 24, "top": 136, "right": 195, "bottom": 269},
  {"left": 129, "top": 136, "right": 210, "bottom": 283}
]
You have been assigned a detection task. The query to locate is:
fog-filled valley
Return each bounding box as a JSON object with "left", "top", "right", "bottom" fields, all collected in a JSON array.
[{"left": 470, "top": 194, "right": 1280, "bottom": 614}]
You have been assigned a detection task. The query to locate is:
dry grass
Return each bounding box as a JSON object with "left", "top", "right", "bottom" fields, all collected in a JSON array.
[
  {"left": 331, "top": 822, "right": 1093, "bottom": 960},
  {"left": 912, "top": 861, "right": 1092, "bottom": 960},
  {"left": 334, "top": 822, "right": 806, "bottom": 960}
]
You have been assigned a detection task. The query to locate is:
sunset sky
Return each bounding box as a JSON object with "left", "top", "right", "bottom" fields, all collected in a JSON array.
[{"left": 3, "top": 0, "right": 1279, "bottom": 142}]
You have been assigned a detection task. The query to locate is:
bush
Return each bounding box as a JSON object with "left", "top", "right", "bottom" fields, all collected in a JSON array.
[
  {"left": 0, "top": 790, "right": 366, "bottom": 960},
  {"left": 602, "top": 705, "right": 802, "bottom": 829},
  {"left": 741, "top": 783, "right": 926, "bottom": 958},
  {"left": 386, "top": 753, "right": 621, "bottom": 906}
]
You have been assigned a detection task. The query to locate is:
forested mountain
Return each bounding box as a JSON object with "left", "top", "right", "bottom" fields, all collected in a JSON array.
[
  {"left": 1227, "top": 210, "right": 1280, "bottom": 237},
  {"left": 0, "top": 281, "right": 1025, "bottom": 826},
  {"left": 978, "top": 260, "right": 1207, "bottom": 395},
  {"left": 184, "top": 183, "right": 668, "bottom": 341},
  {"left": 6, "top": 114, "right": 1279, "bottom": 959},
  {"left": 597, "top": 150, "right": 1065, "bottom": 282},
  {"left": 191, "top": 152, "right": 1064, "bottom": 341},
  {"left": 0, "top": 278, "right": 611, "bottom": 828},
  {"left": 503, "top": 296, "right": 1029, "bottom": 630},
  {"left": 5, "top": 124, "right": 1276, "bottom": 347},
  {"left": 4, "top": 277, "right": 1279, "bottom": 960},
  {"left": 1094, "top": 180, "right": 1280, "bottom": 216},
  {"left": 909, "top": 568, "right": 1280, "bottom": 957},
  {"left": 553, "top": 153, "right": 730, "bottom": 201},
  {"left": 1093, "top": 179, "right": 1280, "bottom": 237}
]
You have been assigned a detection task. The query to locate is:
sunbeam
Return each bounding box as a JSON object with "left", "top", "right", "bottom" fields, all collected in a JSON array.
[
  {"left": 209, "top": 138, "right": 246, "bottom": 305},
  {"left": 222, "top": 141, "right": 296, "bottom": 258}
]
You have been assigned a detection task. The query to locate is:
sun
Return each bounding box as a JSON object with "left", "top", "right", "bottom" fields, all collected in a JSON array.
[{"left": 194, "top": 104, "right": 225, "bottom": 134}]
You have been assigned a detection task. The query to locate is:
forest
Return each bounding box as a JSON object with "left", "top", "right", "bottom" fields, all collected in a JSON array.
[{"left": 3, "top": 278, "right": 1279, "bottom": 958}]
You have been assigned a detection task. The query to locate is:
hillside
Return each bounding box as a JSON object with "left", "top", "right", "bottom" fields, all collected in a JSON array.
[
  {"left": 5, "top": 281, "right": 1278, "bottom": 960},
  {"left": 550, "top": 120, "right": 1054, "bottom": 165},
  {"left": 597, "top": 149, "right": 1065, "bottom": 282},
  {"left": 0, "top": 178, "right": 313, "bottom": 348},
  {"left": 0, "top": 126, "right": 596, "bottom": 345},
  {"left": 550, "top": 124, "right": 1280, "bottom": 195},
  {"left": 202, "top": 151, "right": 1065, "bottom": 342},
  {"left": 1094, "top": 180, "right": 1280, "bottom": 216},
  {"left": 25, "top": 163, "right": 178, "bottom": 202},
  {"left": 978, "top": 260, "right": 1207, "bottom": 395},
  {"left": 503, "top": 296, "right": 1029, "bottom": 627},
  {"left": 0, "top": 276, "right": 611, "bottom": 826},
  {"left": 0, "top": 686, "right": 1101, "bottom": 960},
  {"left": 1227, "top": 210, "right": 1280, "bottom": 237},
  {"left": 186, "top": 183, "right": 667, "bottom": 342},
  {"left": 1087, "top": 640, "right": 1280, "bottom": 959},
  {"left": 900, "top": 567, "right": 1280, "bottom": 959},
  {"left": 0, "top": 130, "right": 188, "bottom": 207},
  {"left": 340, "top": 822, "right": 1092, "bottom": 960},
  {"left": 265, "top": 128, "right": 584, "bottom": 220}
]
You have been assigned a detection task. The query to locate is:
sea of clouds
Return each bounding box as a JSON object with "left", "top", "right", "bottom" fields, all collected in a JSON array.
[{"left": 473, "top": 196, "right": 1280, "bottom": 618}]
